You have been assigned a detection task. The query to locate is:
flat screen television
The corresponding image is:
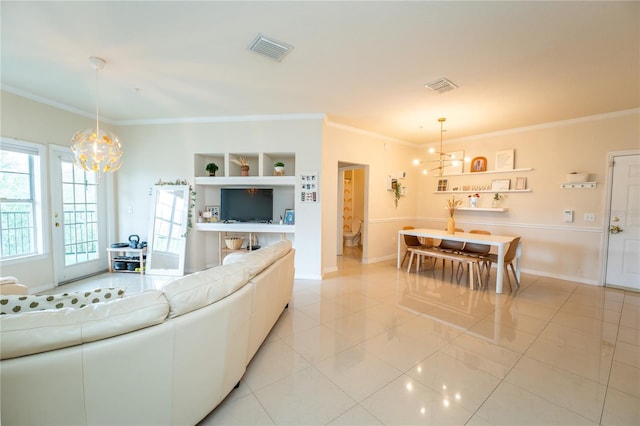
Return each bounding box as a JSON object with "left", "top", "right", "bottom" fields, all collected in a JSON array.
[{"left": 220, "top": 188, "right": 273, "bottom": 222}]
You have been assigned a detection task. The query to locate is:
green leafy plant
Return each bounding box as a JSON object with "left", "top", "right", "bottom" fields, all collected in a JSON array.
[
  {"left": 205, "top": 163, "right": 218, "bottom": 175},
  {"left": 274, "top": 161, "right": 285, "bottom": 168},
  {"left": 393, "top": 182, "right": 402, "bottom": 208}
]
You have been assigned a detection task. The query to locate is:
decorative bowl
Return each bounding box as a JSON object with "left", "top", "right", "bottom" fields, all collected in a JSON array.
[{"left": 225, "top": 237, "right": 243, "bottom": 250}]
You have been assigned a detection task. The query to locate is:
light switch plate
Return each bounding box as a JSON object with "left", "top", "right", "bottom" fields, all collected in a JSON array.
[{"left": 563, "top": 209, "right": 574, "bottom": 223}]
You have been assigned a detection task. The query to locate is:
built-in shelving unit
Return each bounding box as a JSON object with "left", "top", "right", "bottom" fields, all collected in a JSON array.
[{"left": 194, "top": 152, "right": 297, "bottom": 265}]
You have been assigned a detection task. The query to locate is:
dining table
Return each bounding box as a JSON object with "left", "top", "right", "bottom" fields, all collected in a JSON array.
[{"left": 397, "top": 228, "right": 521, "bottom": 294}]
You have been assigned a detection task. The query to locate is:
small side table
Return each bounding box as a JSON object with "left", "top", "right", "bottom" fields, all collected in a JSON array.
[{"left": 107, "top": 247, "right": 147, "bottom": 274}]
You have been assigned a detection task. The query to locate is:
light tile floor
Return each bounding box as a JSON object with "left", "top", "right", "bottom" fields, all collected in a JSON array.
[{"left": 53, "top": 248, "right": 640, "bottom": 425}]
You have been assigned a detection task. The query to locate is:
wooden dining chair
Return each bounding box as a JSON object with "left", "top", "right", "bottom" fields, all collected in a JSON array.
[
  {"left": 461, "top": 230, "right": 492, "bottom": 276},
  {"left": 401, "top": 226, "right": 433, "bottom": 267},
  {"left": 481, "top": 236, "right": 521, "bottom": 291},
  {"left": 434, "top": 228, "right": 465, "bottom": 276}
]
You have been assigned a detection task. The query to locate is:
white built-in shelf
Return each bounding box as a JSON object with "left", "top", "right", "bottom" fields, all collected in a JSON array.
[
  {"left": 433, "top": 189, "right": 531, "bottom": 194},
  {"left": 195, "top": 222, "right": 295, "bottom": 233},
  {"left": 457, "top": 207, "right": 508, "bottom": 212},
  {"left": 560, "top": 182, "right": 597, "bottom": 189},
  {"left": 195, "top": 176, "right": 296, "bottom": 186},
  {"left": 440, "top": 167, "right": 533, "bottom": 177}
]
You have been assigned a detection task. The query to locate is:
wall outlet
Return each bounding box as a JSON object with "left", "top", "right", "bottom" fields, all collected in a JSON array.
[{"left": 584, "top": 213, "right": 596, "bottom": 222}]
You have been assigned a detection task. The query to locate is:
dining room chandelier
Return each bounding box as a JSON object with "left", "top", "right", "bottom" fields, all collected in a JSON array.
[
  {"left": 412, "top": 117, "right": 461, "bottom": 176},
  {"left": 71, "top": 56, "right": 123, "bottom": 180}
]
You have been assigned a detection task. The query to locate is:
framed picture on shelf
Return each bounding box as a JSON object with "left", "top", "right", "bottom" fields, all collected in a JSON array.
[
  {"left": 515, "top": 177, "right": 527, "bottom": 190},
  {"left": 284, "top": 209, "right": 295, "bottom": 225},
  {"left": 495, "top": 149, "right": 515, "bottom": 171},
  {"left": 205, "top": 205, "right": 220, "bottom": 221},
  {"left": 471, "top": 156, "right": 487, "bottom": 172},
  {"left": 491, "top": 179, "right": 511, "bottom": 191},
  {"left": 443, "top": 151, "right": 464, "bottom": 175},
  {"left": 437, "top": 179, "right": 448, "bottom": 192}
]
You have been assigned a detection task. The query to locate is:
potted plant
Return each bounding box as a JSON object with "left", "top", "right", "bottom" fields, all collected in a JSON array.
[
  {"left": 231, "top": 157, "right": 250, "bottom": 176},
  {"left": 492, "top": 192, "right": 503, "bottom": 208},
  {"left": 205, "top": 162, "right": 219, "bottom": 176},
  {"left": 274, "top": 161, "right": 285, "bottom": 175}
]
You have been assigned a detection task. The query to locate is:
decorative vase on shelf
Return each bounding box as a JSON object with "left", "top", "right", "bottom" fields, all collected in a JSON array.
[
  {"left": 469, "top": 196, "right": 478, "bottom": 208},
  {"left": 447, "top": 216, "right": 456, "bottom": 234},
  {"left": 492, "top": 199, "right": 499, "bottom": 208},
  {"left": 241, "top": 165, "right": 250, "bottom": 176}
]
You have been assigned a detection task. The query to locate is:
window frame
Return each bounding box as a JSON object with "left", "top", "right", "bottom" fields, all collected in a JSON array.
[{"left": 0, "top": 138, "right": 48, "bottom": 264}]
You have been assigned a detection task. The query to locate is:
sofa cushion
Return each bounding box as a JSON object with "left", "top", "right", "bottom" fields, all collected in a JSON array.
[
  {"left": 0, "top": 288, "right": 126, "bottom": 315},
  {"left": 222, "top": 240, "right": 292, "bottom": 277},
  {"left": 0, "top": 290, "right": 168, "bottom": 360},
  {"left": 162, "top": 262, "right": 250, "bottom": 318}
]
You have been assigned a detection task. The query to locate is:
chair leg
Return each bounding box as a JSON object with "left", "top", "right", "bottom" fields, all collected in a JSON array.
[
  {"left": 474, "top": 261, "right": 483, "bottom": 289},
  {"left": 401, "top": 250, "right": 409, "bottom": 267},
  {"left": 504, "top": 265, "right": 513, "bottom": 292},
  {"left": 407, "top": 251, "right": 415, "bottom": 273},
  {"left": 508, "top": 262, "right": 520, "bottom": 287}
]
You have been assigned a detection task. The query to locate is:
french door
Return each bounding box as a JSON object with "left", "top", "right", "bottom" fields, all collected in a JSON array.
[{"left": 50, "top": 146, "right": 108, "bottom": 285}]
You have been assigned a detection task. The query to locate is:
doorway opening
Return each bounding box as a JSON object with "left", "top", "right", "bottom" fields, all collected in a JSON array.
[{"left": 337, "top": 163, "right": 368, "bottom": 263}]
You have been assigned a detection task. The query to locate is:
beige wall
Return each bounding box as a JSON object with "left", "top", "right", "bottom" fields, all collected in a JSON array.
[
  {"left": 414, "top": 110, "right": 639, "bottom": 283},
  {"left": 2, "top": 88, "right": 638, "bottom": 288},
  {"left": 0, "top": 92, "right": 100, "bottom": 289}
]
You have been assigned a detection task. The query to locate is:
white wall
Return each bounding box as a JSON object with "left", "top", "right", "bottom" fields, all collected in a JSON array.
[{"left": 114, "top": 118, "right": 324, "bottom": 278}]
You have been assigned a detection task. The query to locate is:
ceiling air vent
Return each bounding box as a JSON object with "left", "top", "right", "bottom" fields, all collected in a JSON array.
[
  {"left": 248, "top": 34, "right": 293, "bottom": 62},
  {"left": 425, "top": 78, "right": 458, "bottom": 94}
]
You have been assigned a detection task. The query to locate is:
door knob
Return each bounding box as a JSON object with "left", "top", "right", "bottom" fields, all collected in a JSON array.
[
  {"left": 55, "top": 222, "right": 60, "bottom": 227},
  {"left": 609, "top": 225, "right": 622, "bottom": 234},
  {"left": 612, "top": 217, "right": 620, "bottom": 222}
]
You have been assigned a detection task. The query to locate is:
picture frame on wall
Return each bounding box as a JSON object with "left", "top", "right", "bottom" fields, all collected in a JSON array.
[
  {"left": 495, "top": 149, "right": 515, "bottom": 171},
  {"left": 515, "top": 177, "right": 527, "bottom": 190},
  {"left": 205, "top": 205, "right": 220, "bottom": 221},
  {"left": 443, "top": 151, "right": 464, "bottom": 175},
  {"left": 437, "top": 179, "right": 448, "bottom": 192},
  {"left": 284, "top": 209, "right": 295, "bottom": 225},
  {"left": 491, "top": 179, "right": 511, "bottom": 191},
  {"left": 471, "top": 156, "right": 487, "bottom": 172}
]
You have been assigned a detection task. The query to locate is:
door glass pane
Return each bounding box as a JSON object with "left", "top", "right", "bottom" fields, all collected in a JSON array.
[{"left": 61, "top": 161, "right": 99, "bottom": 266}]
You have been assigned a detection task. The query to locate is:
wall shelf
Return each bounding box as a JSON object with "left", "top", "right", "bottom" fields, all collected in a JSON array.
[
  {"left": 560, "top": 182, "right": 597, "bottom": 189},
  {"left": 457, "top": 207, "right": 508, "bottom": 212},
  {"left": 439, "top": 167, "right": 533, "bottom": 177},
  {"left": 433, "top": 189, "right": 531, "bottom": 194},
  {"left": 195, "top": 176, "right": 296, "bottom": 187}
]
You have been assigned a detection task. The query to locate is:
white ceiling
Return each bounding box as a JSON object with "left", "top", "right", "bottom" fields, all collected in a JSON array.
[{"left": 2, "top": 1, "right": 638, "bottom": 144}]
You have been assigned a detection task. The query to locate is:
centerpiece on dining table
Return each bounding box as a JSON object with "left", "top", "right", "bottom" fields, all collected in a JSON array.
[{"left": 446, "top": 196, "right": 463, "bottom": 234}]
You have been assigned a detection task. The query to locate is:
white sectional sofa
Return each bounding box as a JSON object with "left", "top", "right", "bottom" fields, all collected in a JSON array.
[{"left": 0, "top": 240, "right": 294, "bottom": 426}]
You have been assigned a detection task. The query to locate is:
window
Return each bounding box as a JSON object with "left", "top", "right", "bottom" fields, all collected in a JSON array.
[{"left": 0, "top": 139, "right": 44, "bottom": 260}]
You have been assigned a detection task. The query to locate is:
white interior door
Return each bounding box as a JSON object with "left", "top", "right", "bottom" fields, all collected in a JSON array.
[
  {"left": 50, "top": 146, "right": 108, "bottom": 285},
  {"left": 605, "top": 153, "right": 640, "bottom": 290}
]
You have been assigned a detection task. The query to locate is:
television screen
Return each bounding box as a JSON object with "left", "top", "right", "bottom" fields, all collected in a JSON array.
[{"left": 220, "top": 188, "right": 273, "bottom": 222}]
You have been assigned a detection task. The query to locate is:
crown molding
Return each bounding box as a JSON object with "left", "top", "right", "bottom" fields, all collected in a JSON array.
[{"left": 419, "top": 108, "right": 640, "bottom": 148}]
